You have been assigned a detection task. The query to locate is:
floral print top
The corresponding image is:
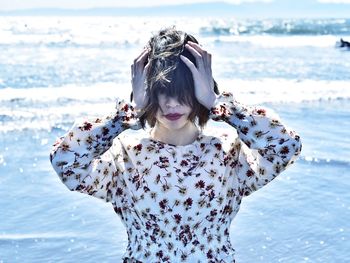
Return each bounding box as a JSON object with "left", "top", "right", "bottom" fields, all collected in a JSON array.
[{"left": 50, "top": 91, "right": 302, "bottom": 263}]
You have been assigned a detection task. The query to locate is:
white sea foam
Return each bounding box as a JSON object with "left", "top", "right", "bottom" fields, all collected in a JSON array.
[
  {"left": 0, "top": 233, "right": 76, "bottom": 241},
  {"left": 211, "top": 35, "right": 341, "bottom": 48},
  {"left": 1, "top": 79, "right": 349, "bottom": 105},
  {"left": 220, "top": 78, "right": 350, "bottom": 104},
  {"left": 1, "top": 79, "right": 349, "bottom": 132}
]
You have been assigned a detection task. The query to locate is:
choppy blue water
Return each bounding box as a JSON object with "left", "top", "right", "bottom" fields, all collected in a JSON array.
[{"left": 0, "top": 16, "right": 349, "bottom": 263}]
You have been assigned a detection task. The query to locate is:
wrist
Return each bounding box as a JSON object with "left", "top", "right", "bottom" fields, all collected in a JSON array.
[
  {"left": 204, "top": 93, "right": 218, "bottom": 109},
  {"left": 133, "top": 104, "right": 145, "bottom": 118}
]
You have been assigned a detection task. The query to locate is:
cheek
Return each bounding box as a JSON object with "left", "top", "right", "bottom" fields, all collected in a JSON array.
[
  {"left": 155, "top": 108, "right": 164, "bottom": 121},
  {"left": 184, "top": 106, "right": 192, "bottom": 116}
]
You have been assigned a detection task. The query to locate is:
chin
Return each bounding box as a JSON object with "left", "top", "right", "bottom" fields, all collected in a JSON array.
[
  {"left": 159, "top": 117, "right": 190, "bottom": 131},
  {"left": 165, "top": 121, "right": 188, "bottom": 130}
]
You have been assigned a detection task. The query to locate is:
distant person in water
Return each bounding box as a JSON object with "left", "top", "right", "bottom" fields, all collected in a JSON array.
[
  {"left": 339, "top": 38, "right": 350, "bottom": 48},
  {"left": 50, "top": 26, "right": 302, "bottom": 262}
]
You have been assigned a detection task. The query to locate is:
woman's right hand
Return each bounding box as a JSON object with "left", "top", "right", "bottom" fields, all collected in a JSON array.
[{"left": 131, "top": 48, "right": 150, "bottom": 111}]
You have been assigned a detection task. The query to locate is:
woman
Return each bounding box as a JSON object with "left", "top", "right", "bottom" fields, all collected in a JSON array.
[{"left": 50, "top": 27, "right": 302, "bottom": 263}]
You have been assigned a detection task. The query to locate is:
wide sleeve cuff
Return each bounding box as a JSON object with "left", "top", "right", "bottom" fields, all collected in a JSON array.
[
  {"left": 209, "top": 91, "right": 302, "bottom": 193},
  {"left": 50, "top": 98, "right": 141, "bottom": 196}
]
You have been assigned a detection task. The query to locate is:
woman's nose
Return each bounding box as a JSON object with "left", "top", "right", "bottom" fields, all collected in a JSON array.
[{"left": 165, "top": 98, "right": 180, "bottom": 108}]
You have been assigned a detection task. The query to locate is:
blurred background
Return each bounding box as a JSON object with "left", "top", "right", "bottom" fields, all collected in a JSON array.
[{"left": 0, "top": 0, "right": 349, "bottom": 262}]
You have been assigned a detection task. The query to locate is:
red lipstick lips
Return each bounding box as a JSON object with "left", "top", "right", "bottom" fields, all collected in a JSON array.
[{"left": 164, "top": 113, "right": 183, "bottom": 121}]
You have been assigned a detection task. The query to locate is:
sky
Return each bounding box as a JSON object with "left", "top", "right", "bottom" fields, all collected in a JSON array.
[{"left": 0, "top": 0, "right": 349, "bottom": 11}]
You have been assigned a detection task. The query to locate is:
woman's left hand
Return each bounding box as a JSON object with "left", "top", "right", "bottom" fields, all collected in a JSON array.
[{"left": 180, "top": 41, "right": 217, "bottom": 109}]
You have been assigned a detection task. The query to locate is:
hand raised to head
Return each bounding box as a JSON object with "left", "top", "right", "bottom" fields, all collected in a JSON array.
[
  {"left": 131, "top": 48, "right": 150, "bottom": 111},
  {"left": 180, "top": 41, "right": 217, "bottom": 109}
]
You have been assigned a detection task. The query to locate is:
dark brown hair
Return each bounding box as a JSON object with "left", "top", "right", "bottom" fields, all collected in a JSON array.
[{"left": 130, "top": 26, "right": 220, "bottom": 129}]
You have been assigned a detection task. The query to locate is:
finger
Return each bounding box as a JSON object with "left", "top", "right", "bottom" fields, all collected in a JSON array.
[
  {"left": 138, "top": 47, "right": 148, "bottom": 59},
  {"left": 180, "top": 55, "right": 198, "bottom": 76},
  {"left": 187, "top": 41, "right": 211, "bottom": 66},
  {"left": 208, "top": 53, "right": 212, "bottom": 65},
  {"left": 184, "top": 44, "right": 204, "bottom": 68},
  {"left": 187, "top": 41, "right": 207, "bottom": 55},
  {"left": 136, "top": 49, "right": 149, "bottom": 67},
  {"left": 185, "top": 43, "right": 202, "bottom": 58},
  {"left": 202, "top": 52, "right": 211, "bottom": 69},
  {"left": 187, "top": 41, "right": 211, "bottom": 67},
  {"left": 134, "top": 48, "right": 148, "bottom": 63},
  {"left": 142, "top": 61, "right": 150, "bottom": 77}
]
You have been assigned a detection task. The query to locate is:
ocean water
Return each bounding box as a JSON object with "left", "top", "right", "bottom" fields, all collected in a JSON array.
[{"left": 0, "top": 16, "right": 349, "bottom": 263}]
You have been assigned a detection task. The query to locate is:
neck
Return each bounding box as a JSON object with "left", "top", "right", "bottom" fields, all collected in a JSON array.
[{"left": 150, "top": 122, "right": 200, "bottom": 146}]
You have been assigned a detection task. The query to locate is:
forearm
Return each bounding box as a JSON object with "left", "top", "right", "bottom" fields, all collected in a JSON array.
[
  {"left": 50, "top": 99, "right": 140, "bottom": 189},
  {"left": 210, "top": 91, "right": 302, "bottom": 171}
]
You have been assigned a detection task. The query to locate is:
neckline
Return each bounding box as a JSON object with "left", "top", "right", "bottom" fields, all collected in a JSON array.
[{"left": 147, "top": 129, "right": 203, "bottom": 148}]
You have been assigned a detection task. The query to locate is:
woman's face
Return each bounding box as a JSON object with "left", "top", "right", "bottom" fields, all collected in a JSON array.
[{"left": 155, "top": 93, "right": 193, "bottom": 131}]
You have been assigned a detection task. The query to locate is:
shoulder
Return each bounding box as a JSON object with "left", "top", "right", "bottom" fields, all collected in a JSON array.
[
  {"left": 116, "top": 128, "right": 150, "bottom": 150},
  {"left": 201, "top": 126, "right": 240, "bottom": 153}
]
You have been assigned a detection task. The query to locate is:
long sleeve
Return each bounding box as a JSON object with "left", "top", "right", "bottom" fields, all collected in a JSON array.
[
  {"left": 209, "top": 91, "right": 302, "bottom": 197},
  {"left": 50, "top": 99, "right": 141, "bottom": 202}
]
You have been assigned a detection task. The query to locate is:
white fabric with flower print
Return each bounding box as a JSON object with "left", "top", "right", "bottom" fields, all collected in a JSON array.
[{"left": 50, "top": 91, "right": 302, "bottom": 263}]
